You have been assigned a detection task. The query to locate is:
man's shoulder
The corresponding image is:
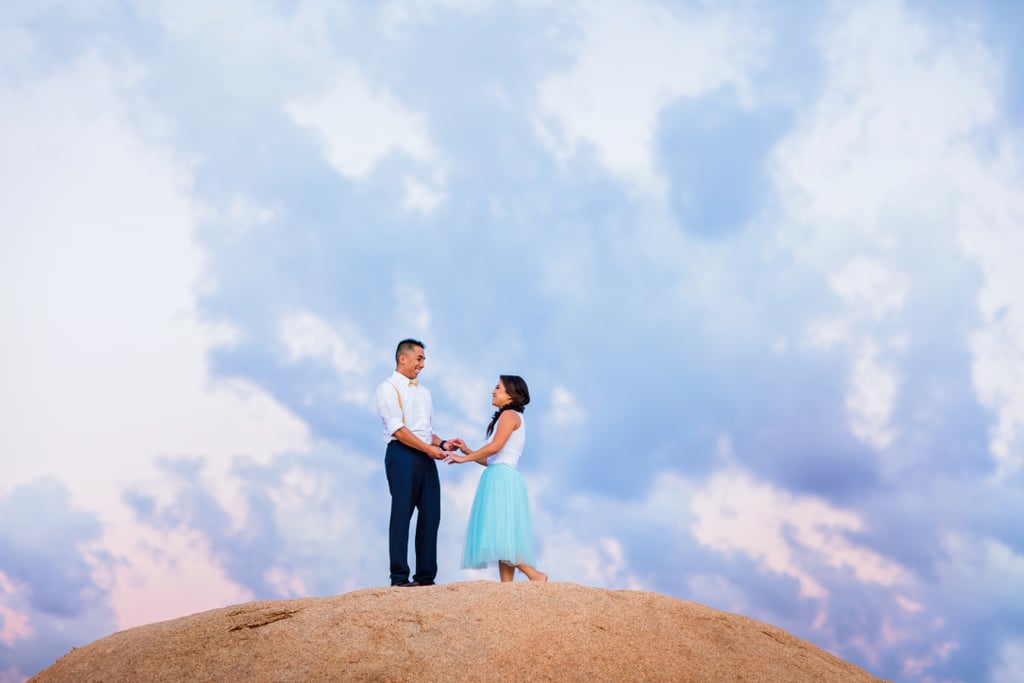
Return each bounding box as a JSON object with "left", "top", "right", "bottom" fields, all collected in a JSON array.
[{"left": 377, "top": 375, "right": 400, "bottom": 392}]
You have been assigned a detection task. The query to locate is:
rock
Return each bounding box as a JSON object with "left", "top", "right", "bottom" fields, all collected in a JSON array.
[{"left": 30, "top": 581, "right": 883, "bottom": 682}]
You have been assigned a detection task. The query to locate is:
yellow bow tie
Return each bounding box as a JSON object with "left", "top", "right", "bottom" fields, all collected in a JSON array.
[{"left": 408, "top": 380, "right": 418, "bottom": 386}]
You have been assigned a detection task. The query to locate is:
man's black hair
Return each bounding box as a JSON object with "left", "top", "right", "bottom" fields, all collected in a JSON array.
[{"left": 395, "top": 338, "right": 425, "bottom": 364}]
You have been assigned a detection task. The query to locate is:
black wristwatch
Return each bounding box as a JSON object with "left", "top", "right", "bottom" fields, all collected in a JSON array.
[{"left": 439, "top": 439, "right": 449, "bottom": 451}]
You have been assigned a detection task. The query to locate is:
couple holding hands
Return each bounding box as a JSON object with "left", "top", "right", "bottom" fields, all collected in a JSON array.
[{"left": 375, "top": 338, "right": 547, "bottom": 587}]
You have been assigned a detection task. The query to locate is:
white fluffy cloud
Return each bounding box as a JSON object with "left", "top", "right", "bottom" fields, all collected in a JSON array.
[
  {"left": 545, "top": 386, "right": 587, "bottom": 429},
  {"left": 280, "top": 309, "right": 375, "bottom": 405},
  {"left": 0, "top": 51, "right": 310, "bottom": 630},
  {"left": 826, "top": 257, "right": 908, "bottom": 450},
  {"left": 288, "top": 63, "right": 436, "bottom": 178},
  {"left": 960, "top": 162, "right": 1024, "bottom": 478},
  {"left": 829, "top": 257, "right": 909, "bottom": 322},
  {"left": 535, "top": 0, "right": 762, "bottom": 194},
  {"left": 690, "top": 467, "right": 907, "bottom": 602},
  {"left": 776, "top": 1, "right": 1023, "bottom": 471},
  {"left": 844, "top": 342, "right": 899, "bottom": 450},
  {"left": 287, "top": 63, "right": 448, "bottom": 211},
  {"left": 773, "top": 1, "right": 999, "bottom": 240}
]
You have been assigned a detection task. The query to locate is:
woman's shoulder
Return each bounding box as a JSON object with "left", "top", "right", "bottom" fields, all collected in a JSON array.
[{"left": 498, "top": 409, "right": 523, "bottom": 429}]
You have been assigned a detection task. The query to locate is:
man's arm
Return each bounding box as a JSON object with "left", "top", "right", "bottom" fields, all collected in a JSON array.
[
  {"left": 392, "top": 426, "right": 445, "bottom": 460},
  {"left": 376, "top": 381, "right": 406, "bottom": 438}
]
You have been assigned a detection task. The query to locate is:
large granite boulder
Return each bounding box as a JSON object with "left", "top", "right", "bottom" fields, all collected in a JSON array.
[{"left": 31, "top": 581, "right": 883, "bottom": 682}]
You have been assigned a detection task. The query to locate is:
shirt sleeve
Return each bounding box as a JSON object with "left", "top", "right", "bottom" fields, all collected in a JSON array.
[{"left": 375, "top": 381, "right": 405, "bottom": 437}]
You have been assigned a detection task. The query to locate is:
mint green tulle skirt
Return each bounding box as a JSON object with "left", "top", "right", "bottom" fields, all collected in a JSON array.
[{"left": 462, "top": 463, "right": 536, "bottom": 569}]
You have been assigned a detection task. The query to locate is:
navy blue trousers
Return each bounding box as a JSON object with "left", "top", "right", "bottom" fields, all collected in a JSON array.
[{"left": 385, "top": 440, "right": 440, "bottom": 585}]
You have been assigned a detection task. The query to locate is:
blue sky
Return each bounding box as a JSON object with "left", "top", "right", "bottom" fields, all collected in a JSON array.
[{"left": 2, "top": 1, "right": 1023, "bottom": 681}]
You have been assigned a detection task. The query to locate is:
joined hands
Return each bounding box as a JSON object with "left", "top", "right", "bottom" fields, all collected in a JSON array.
[{"left": 444, "top": 438, "right": 470, "bottom": 464}]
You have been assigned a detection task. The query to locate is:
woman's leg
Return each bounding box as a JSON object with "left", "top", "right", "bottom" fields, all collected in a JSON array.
[
  {"left": 499, "top": 561, "right": 515, "bottom": 583},
  {"left": 515, "top": 563, "right": 548, "bottom": 582}
]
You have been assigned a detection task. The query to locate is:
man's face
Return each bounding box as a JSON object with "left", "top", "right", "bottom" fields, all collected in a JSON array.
[{"left": 397, "top": 345, "right": 426, "bottom": 380}]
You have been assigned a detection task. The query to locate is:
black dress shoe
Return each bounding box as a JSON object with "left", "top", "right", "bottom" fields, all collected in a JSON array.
[{"left": 392, "top": 579, "right": 418, "bottom": 587}]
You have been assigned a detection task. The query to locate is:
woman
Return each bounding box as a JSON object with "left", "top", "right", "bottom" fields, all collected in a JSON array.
[{"left": 447, "top": 375, "right": 547, "bottom": 582}]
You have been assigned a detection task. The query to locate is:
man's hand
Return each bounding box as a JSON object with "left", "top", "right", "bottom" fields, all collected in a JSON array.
[
  {"left": 427, "top": 445, "right": 446, "bottom": 460},
  {"left": 449, "top": 438, "right": 467, "bottom": 453}
]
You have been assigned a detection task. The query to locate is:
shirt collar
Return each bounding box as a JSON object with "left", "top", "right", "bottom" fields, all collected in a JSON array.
[{"left": 392, "top": 370, "right": 419, "bottom": 387}]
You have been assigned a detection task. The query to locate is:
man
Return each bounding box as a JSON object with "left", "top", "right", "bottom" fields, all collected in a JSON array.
[{"left": 375, "top": 339, "right": 457, "bottom": 587}]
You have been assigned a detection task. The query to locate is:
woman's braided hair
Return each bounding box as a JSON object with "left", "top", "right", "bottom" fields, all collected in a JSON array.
[{"left": 486, "top": 374, "right": 530, "bottom": 437}]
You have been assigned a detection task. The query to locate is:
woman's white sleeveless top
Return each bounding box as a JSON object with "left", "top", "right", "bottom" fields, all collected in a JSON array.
[{"left": 487, "top": 413, "right": 525, "bottom": 468}]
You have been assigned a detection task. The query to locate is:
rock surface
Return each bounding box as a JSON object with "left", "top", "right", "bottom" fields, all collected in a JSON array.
[{"left": 31, "top": 581, "right": 883, "bottom": 682}]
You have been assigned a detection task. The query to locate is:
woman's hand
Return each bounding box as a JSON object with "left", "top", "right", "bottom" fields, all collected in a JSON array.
[{"left": 446, "top": 453, "right": 468, "bottom": 465}]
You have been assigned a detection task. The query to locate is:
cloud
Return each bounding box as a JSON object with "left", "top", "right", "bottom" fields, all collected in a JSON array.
[
  {"left": 911, "top": 533, "right": 1024, "bottom": 680},
  {"left": 0, "top": 573, "right": 32, "bottom": 646},
  {"left": 0, "top": 479, "right": 115, "bottom": 679},
  {"left": 280, "top": 310, "right": 374, "bottom": 384},
  {"left": 994, "top": 639, "right": 1024, "bottom": 683},
  {"left": 770, "top": 0, "right": 1023, "bottom": 478},
  {"left": 391, "top": 282, "right": 433, "bottom": 336},
  {"left": 535, "top": 0, "right": 764, "bottom": 194},
  {"left": 0, "top": 480, "right": 106, "bottom": 619},
  {"left": 961, "top": 169, "right": 1024, "bottom": 479},
  {"left": 830, "top": 257, "right": 910, "bottom": 322},
  {"left": 0, "top": 51, "right": 311, "bottom": 504},
  {"left": 4, "top": 2, "right": 1024, "bottom": 682},
  {"left": 0, "top": 35, "right": 311, "bottom": 678},
  {"left": 120, "top": 444, "right": 396, "bottom": 597},
  {"left": 800, "top": 257, "right": 910, "bottom": 451},
  {"left": 843, "top": 342, "right": 899, "bottom": 450},
  {"left": 287, "top": 62, "right": 448, "bottom": 211},
  {"left": 544, "top": 386, "right": 586, "bottom": 430},
  {"left": 100, "top": 518, "right": 255, "bottom": 630},
  {"left": 541, "top": 533, "right": 643, "bottom": 588},
  {"left": 690, "top": 467, "right": 907, "bottom": 603},
  {"left": 773, "top": 1, "right": 1000, "bottom": 237}
]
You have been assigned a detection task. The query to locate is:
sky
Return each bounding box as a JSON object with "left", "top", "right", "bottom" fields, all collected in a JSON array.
[{"left": 1, "top": 0, "right": 1023, "bottom": 681}]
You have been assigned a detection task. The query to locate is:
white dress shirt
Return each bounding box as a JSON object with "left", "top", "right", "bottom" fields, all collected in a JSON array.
[{"left": 376, "top": 371, "right": 435, "bottom": 445}]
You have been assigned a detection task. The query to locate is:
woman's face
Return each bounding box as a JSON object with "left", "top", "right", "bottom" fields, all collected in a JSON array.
[{"left": 491, "top": 380, "right": 511, "bottom": 408}]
